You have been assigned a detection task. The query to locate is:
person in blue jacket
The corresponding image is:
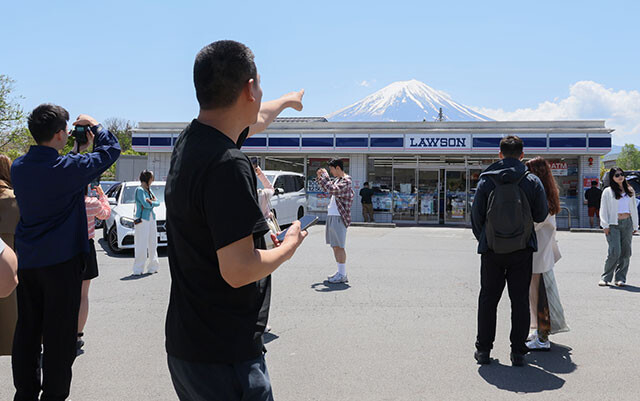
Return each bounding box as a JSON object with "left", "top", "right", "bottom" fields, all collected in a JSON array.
[{"left": 132, "top": 170, "right": 161, "bottom": 275}]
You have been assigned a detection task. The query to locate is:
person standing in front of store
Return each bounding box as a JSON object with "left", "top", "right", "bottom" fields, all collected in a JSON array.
[
  {"left": 164, "top": 40, "right": 308, "bottom": 401},
  {"left": 524, "top": 157, "right": 570, "bottom": 351},
  {"left": 132, "top": 170, "right": 161, "bottom": 276},
  {"left": 0, "top": 154, "right": 20, "bottom": 357},
  {"left": 585, "top": 180, "right": 603, "bottom": 228},
  {"left": 359, "top": 182, "right": 375, "bottom": 222},
  {"left": 471, "top": 135, "right": 548, "bottom": 367},
  {"left": 317, "top": 158, "right": 354, "bottom": 284},
  {"left": 599, "top": 167, "right": 638, "bottom": 287}
]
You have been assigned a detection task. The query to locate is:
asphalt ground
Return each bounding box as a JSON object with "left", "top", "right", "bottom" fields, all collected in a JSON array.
[{"left": 1, "top": 226, "right": 639, "bottom": 401}]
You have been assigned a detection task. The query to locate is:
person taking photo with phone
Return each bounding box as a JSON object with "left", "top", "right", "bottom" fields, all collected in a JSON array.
[{"left": 11, "top": 104, "right": 120, "bottom": 400}]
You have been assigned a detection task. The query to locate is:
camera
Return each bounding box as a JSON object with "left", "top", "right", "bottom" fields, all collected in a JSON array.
[{"left": 71, "top": 125, "right": 90, "bottom": 146}]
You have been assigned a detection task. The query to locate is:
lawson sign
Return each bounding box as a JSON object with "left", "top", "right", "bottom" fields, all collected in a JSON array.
[{"left": 405, "top": 134, "right": 471, "bottom": 151}]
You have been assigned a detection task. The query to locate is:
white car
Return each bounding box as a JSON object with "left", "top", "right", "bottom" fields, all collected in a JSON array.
[
  {"left": 103, "top": 181, "right": 167, "bottom": 253},
  {"left": 259, "top": 170, "right": 307, "bottom": 226}
]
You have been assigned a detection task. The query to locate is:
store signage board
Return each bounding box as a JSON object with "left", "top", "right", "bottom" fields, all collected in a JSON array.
[
  {"left": 405, "top": 134, "right": 471, "bottom": 151},
  {"left": 550, "top": 162, "right": 568, "bottom": 176}
]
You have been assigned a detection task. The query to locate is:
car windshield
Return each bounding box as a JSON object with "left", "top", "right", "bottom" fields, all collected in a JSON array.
[
  {"left": 257, "top": 175, "right": 275, "bottom": 190},
  {"left": 121, "top": 185, "right": 166, "bottom": 204}
]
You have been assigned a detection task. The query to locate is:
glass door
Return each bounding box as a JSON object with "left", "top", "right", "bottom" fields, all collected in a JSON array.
[
  {"left": 392, "top": 168, "right": 417, "bottom": 223},
  {"left": 417, "top": 170, "right": 439, "bottom": 224},
  {"left": 445, "top": 170, "right": 467, "bottom": 224},
  {"left": 467, "top": 169, "right": 483, "bottom": 224}
]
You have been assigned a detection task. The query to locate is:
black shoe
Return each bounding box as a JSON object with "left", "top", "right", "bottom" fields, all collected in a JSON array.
[
  {"left": 510, "top": 352, "right": 526, "bottom": 367},
  {"left": 474, "top": 350, "right": 491, "bottom": 365}
]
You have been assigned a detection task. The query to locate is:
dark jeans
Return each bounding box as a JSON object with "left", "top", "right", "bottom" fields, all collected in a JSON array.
[
  {"left": 476, "top": 249, "right": 533, "bottom": 355},
  {"left": 12, "top": 256, "right": 83, "bottom": 401},
  {"left": 168, "top": 354, "right": 273, "bottom": 401}
]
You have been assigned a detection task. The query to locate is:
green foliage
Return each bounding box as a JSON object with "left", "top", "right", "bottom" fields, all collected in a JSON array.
[{"left": 616, "top": 144, "right": 640, "bottom": 171}]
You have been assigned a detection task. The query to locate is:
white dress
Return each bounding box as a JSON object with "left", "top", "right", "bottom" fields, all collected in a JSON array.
[{"left": 532, "top": 214, "right": 562, "bottom": 274}]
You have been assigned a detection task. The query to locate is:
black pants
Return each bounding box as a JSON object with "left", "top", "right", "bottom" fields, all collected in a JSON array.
[
  {"left": 476, "top": 249, "right": 533, "bottom": 355},
  {"left": 12, "top": 256, "right": 83, "bottom": 401}
]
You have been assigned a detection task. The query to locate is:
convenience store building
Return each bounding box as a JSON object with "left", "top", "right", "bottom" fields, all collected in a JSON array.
[{"left": 132, "top": 119, "right": 612, "bottom": 228}]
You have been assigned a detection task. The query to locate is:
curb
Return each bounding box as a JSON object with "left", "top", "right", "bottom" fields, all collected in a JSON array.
[{"left": 350, "top": 222, "right": 396, "bottom": 228}]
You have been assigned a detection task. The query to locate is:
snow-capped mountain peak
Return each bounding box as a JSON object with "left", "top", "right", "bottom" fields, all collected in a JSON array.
[{"left": 326, "top": 79, "right": 491, "bottom": 122}]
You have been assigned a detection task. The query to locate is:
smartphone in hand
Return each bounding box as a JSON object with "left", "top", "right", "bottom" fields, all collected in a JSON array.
[{"left": 275, "top": 215, "right": 319, "bottom": 243}]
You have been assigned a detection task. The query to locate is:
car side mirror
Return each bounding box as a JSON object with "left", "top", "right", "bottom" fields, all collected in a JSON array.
[
  {"left": 275, "top": 188, "right": 285, "bottom": 195},
  {"left": 108, "top": 197, "right": 117, "bottom": 206}
]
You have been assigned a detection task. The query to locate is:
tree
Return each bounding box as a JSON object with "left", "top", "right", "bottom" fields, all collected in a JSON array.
[
  {"left": 0, "top": 75, "right": 33, "bottom": 158},
  {"left": 616, "top": 144, "right": 640, "bottom": 171}
]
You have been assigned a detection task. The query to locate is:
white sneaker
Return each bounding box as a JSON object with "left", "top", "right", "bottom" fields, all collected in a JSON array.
[
  {"left": 527, "top": 329, "right": 538, "bottom": 342},
  {"left": 526, "top": 338, "right": 551, "bottom": 351},
  {"left": 328, "top": 273, "right": 348, "bottom": 284},
  {"left": 598, "top": 280, "right": 608, "bottom": 287},
  {"left": 615, "top": 281, "right": 626, "bottom": 287},
  {"left": 327, "top": 271, "right": 340, "bottom": 280}
]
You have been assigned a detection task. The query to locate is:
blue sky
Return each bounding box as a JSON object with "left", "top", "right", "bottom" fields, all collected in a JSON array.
[{"left": 2, "top": 0, "right": 639, "bottom": 144}]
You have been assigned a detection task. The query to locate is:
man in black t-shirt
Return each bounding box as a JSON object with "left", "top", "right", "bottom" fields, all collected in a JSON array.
[
  {"left": 359, "top": 182, "right": 375, "bottom": 222},
  {"left": 584, "top": 181, "right": 602, "bottom": 228},
  {"left": 165, "top": 40, "right": 307, "bottom": 401}
]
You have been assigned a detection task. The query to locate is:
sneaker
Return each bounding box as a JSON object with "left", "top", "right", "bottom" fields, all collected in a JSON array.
[
  {"left": 327, "top": 271, "right": 340, "bottom": 280},
  {"left": 527, "top": 329, "right": 538, "bottom": 342},
  {"left": 474, "top": 350, "right": 490, "bottom": 365},
  {"left": 526, "top": 338, "right": 551, "bottom": 351},
  {"left": 510, "top": 352, "right": 526, "bottom": 367},
  {"left": 598, "top": 280, "right": 608, "bottom": 287},
  {"left": 328, "top": 273, "right": 348, "bottom": 284},
  {"left": 615, "top": 281, "right": 626, "bottom": 287}
]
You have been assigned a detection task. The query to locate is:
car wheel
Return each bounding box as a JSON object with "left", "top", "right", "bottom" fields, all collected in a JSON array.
[
  {"left": 107, "top": 224, "right": 122, "bottom": 254},
  {"left": 297, "top": 206, "right": 304, "bottom": 220}
]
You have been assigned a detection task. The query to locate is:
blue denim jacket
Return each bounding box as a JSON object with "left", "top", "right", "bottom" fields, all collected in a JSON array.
[{"left": 134, "top": 186, "right": 160, "bottom": 221}]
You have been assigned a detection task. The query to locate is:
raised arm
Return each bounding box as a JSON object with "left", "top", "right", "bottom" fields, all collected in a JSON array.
[
  {"left": 316, "top": 169, "right": 351, "bottom": 196},
  {"left": 248, "top": 90, "right": 304, "bottom": 137}
]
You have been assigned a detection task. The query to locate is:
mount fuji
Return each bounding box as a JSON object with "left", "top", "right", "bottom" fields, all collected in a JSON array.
[{"left": 326, "top": 79, "right": 492, "bottom": 122}]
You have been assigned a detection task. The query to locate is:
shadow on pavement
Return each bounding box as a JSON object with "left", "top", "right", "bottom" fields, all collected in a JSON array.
[
  {"left": 608, "top": 284, "right": 640, "bottom": 293},
  {"left": 478, "top": 343, "right": 576, "bottom": 393},
  {"left": 263, "top": 332, "right": 279, "bottom": 344},
  {"left": 120, "top": 273, "right": 154, "bottom": 281},
  {"left": 310, "top": 281, "right": 351, "bottom": 292},
  {"left": 96, "top": 238, "right": 133, "bottom": 259}
]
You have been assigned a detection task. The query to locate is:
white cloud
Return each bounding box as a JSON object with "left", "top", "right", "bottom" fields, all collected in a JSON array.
[
  {"left": 358, "top": 80, "right": 372, "bottom": 87},
  {"left": 472, "top": 81, "right": 640, "bottom": 145}
]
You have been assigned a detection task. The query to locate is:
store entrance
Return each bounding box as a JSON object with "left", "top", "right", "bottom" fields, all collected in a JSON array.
[{"left": 392, "top": 167, "right": 475, "bottom": 225}]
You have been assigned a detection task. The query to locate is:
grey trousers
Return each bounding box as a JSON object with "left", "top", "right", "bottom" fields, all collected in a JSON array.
[{"left": 602, "top": 217, "right": 634, "bottom": 283}]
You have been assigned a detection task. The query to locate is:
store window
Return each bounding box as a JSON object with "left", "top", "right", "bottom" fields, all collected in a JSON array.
[
  {"left": 307, "top": 158, "right": 350, "bottom": 212},
  {"left": 366, "top": 157, "right": 393, "bottom": 212},
  {"left": 265, "top": 157, "right": 305, "bottom": 173},
  {"left": 549, "top": 159, "right": 579, "bottom": 222}
]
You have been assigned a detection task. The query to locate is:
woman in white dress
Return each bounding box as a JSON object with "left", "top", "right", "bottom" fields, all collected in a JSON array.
[{"left": 525, "top": 157, "right": 570, "bottom": 350}]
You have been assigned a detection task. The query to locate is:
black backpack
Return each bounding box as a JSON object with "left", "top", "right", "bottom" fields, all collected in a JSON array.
[{"left": 485, "top": 172, "right": 534, "bottom": 254}]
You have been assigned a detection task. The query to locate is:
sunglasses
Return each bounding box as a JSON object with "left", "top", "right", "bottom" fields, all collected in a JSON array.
[{"left": 614, "top": 173, "right": 624, "bottom": 178}]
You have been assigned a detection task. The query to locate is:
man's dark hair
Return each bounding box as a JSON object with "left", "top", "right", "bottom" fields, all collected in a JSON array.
[
  {"left": 591, "top": 181, "right": 598, "bottom": 187},
  {"left": 327, "top": 158, "right": 344, "bottom": 170},
  {"left": 193, "top": 40, "right": 257, "bottom": 110},
  {"left": 363, "top": 182, "right": 369, "bottom": 187},
  {"left": 27, "top": 103, "right": 69, "bottom": 144},
  {"left": 139, "top": 169, "right": 154, "bottom": 184},
  {"left": 499, "top": 135, "right": 524, "bottom": 159}
]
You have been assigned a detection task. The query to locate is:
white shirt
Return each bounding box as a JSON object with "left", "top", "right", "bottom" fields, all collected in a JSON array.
[
  {"left": 599, "top": 187, "right": 639, "bottom": 229},
  {"left": 618, "top": 194, "right": 631, "bottom": 214},
  {"left": 327, "top": 195, "right": 340, "bottom": 216}
]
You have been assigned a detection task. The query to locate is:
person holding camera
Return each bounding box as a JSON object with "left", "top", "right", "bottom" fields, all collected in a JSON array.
[
  {"left": 132, "top": 170, "right": 161, "bottom": 276},
  {"left": 77, "top": 184, "right": 111, "bottom": 355},
  {"left": 10, "top": 104, "right": 120, "bottom": 401}
]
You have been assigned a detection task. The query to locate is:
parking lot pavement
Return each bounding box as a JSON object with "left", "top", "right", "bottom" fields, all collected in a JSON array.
[{"left": 1, "top": 227, "right": 640, "bottom": 400}]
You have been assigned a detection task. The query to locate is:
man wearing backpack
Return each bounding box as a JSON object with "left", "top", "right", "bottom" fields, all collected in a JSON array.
[{"left": 471, "top": 135, "right": 548, "bottom": 367}]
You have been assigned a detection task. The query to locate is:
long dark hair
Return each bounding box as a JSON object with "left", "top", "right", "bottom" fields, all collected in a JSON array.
[
  {"left": 609, "top": 167, "right": 634, "bottom": 199},
  {"left": 0, "top": 155, "right": 12, "bottom": 192},
  {"left": 525, "top": 157, "right": 561, "bottom": 216}
]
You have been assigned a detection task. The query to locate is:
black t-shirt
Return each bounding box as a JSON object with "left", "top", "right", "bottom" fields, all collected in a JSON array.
[
  {"left": 165, "top": 119, "right": 269, "bottom": 363},
  {"left": 585, "top": 187, "right": 603, "bottom": 208},
  {"left": 359, "top": 187, "right": 374, "bottom": 204}
]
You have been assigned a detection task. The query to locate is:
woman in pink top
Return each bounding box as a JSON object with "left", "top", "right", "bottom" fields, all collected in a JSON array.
[{"left": 77, "top": 184, "right": 111, "bottom": 354}]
